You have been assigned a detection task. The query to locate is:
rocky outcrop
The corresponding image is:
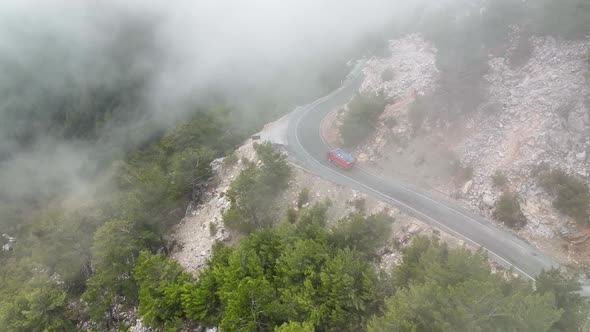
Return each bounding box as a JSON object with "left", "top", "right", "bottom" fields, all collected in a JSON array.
[
  {"left": 360, "top": 34, "right": 439, "bottom": 100},
  {"left": 353, "top": 31, "right": 590, "bottom": 246},
  {"left": 169, "top": 143, "right": 258, "bottom": 273},
  {"left": 354, "top": 34, "right": 438, "bottom": 162},
  {"left": 456, "top": 35, "right": 590, "bottom": 238}
]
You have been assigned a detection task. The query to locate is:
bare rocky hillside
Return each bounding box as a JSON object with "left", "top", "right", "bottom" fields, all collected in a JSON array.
[{"left": 335, "top": 32, "right": 590, "bottom": 270}]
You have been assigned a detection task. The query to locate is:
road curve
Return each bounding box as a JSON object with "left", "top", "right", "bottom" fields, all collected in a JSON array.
[{"left": 285, "top": 63, "right": 559, "bottom": 282}]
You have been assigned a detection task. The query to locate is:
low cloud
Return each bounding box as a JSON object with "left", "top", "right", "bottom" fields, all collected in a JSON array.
[{"left": 0, "top": 0, "right": 419, "bottom": 206}]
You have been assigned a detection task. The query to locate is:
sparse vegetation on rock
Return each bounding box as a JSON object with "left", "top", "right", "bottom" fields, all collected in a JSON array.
[
  {"left": 539, "top": 169, "right": 590, "bottom": 223},
  {"left": 451, "top": 160, "right": 474, "bottom": 184},
  {"left": 330, "top": 210, "right": 394, "bottom": 259},
  {"left": 223, "top": 142, "right": 292, "bottom": 232},
  {"left": 493, "top": 192, "right": 526, "bottom": 228},
  {"left": 297, "top": 187, "right": 311, "bottom": 209},
  {"left": 348, "top": 196, "right": 367, "bottom": 211},
  {"left": 492, "top": 170, "right": 509, "bottom": 188},
  {"left": 223, "top": 151, "right": 238, "bottom": 167},
  {"left": 340, "top": 94, "right": 387, "bottom": 146}
]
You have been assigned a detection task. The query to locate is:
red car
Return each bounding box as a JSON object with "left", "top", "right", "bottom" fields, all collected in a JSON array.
[{"left": 327, "top": 148, "right": 356, "bottom": 169}]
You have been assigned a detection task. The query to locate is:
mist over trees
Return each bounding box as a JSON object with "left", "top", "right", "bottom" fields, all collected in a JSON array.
[
  {"left": 223, "top": 142, "right": 292, "bottom": 232},
  {"left": 0, "top": 0, "right": 589, "bottom": 330},
  {"left": 0, "top": 0, "right": 406, "bottom": 235}
]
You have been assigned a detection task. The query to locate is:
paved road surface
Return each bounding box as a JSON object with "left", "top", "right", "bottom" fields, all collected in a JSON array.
[{"left": 285, "top": 62, "right": 585, "bottom": 288}]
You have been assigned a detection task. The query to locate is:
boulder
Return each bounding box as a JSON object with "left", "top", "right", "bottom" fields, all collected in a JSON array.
[
  {"left": 482, "top": 194, "right": 495, "bottom": 208},
  {"left": 357, "top": 153, "right": 368, "bottom": 162}
]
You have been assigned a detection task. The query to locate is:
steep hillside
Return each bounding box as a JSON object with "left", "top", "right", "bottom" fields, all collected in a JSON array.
[
  {"left": 170, "top": 117, "right": 462, "bottom": 275},
  {"left": 335, "top": 32, "right": 590, "bottom": 271}
]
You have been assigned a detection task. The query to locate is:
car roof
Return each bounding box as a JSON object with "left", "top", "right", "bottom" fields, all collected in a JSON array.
[{"left": 332, "top": 148, "right": 355, "bottom": 162}]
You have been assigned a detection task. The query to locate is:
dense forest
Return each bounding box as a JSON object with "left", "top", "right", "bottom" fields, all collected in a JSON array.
[{"left": 0, "top": 0, "right": 589, "bottom": 331}]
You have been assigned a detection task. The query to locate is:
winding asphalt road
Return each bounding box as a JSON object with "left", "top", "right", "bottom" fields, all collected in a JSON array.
[{"left": 286, "top": 63, "right": 563, "bottom": 283}]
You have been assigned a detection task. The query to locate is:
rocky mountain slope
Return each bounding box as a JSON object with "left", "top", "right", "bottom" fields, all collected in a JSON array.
[
  {"left": 169, "top": 30, "right": 590, "bottom": 277},
  {"left": 340, "top": 31, "right": 590, "bottom": 269}
]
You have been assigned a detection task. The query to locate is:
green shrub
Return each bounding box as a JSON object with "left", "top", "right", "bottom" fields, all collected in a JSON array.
[
  {"left": 493, "top": 192, "right": 526, "bottom": 228},
  {"left": 491, "top": 170, "right": 508, "bottom": 187},
  {"left": 275, "top": 321, "right": 315, "bottom": 332},
  {"left": 539, "top": 169, "right": 589, "bottom": 223},
  {"left": 223, "top": 142, "right": 292, "bottom": 232},
  {"left": 0, "top": 278, "right": 77, "bottom": 332},
  {"left": 254, "top": 142, "right": 292, "bottom": 185},
  {"left": 450, "top": 159, "right": 474, "bottom": 183},
  {"left": 330, "top": 210, "right": 393, "bottom": 258},
  {"left": 286, "top": 207, "right": 298, "bottom": 224},
  {"left": 339, "top": 94, "right": 386, "bottom": 146},
  {"left": 297, "top": 187, "right": 311, "bottom": 209},
  {"left": 535, "top": 268, "right": 589, "bottom": 331}
]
